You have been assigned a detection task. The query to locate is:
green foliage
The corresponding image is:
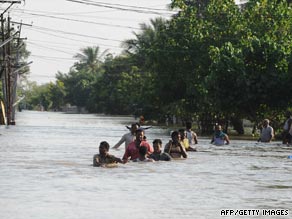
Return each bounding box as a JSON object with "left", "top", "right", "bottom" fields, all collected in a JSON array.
[
  {"left": 47, "top": 81, "right": 66, "bottom": 110},
  {"left": 73, "top": 46, "right": 107, "bottom": 76},
  {"left": 56, "top": 69, "right": 95, "bottom": 108},
  {"left": 85, "top": 55, "right": 135, "bottom": 114},
  {"left": 23, "top": 82, "right": 51, "bottom": 110},
  {"left": 24, "top": 1, "right": 292, "bottom": 136}
]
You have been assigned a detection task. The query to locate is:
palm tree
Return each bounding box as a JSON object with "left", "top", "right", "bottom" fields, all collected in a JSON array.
[
  {"left": 73, "top": 46, "right": 108, "bottom": 75},
  {"left": 122, "top": 17, "right": 168, "bottom": 55}
]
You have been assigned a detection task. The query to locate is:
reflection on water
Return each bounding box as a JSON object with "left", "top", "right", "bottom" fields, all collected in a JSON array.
[{"left": 0, "top": 111, "right": 292, "bottom": 219}]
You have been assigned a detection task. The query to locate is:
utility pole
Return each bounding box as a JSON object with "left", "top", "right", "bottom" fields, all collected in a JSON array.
[
  {"left": 6, "top": 15, "right": 12, "bottom": 125},
  {"left": 1, "top": 13, "right": 9, "bottom": 125},
  {"left": 0, "top": 0, "right": 24, "bottom": 125}
]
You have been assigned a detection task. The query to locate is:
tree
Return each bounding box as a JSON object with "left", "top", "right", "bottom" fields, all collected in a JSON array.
[
  {"left": 56, "top": 69, "right": 94, "bottom": 110},
  {"left": 23, "top": 82, "right": 51, "bottom": 111},
  {"left": 47, "top": 80, "right": 66, "bottom": 110},
  {"left": 73, "top": 46, "right": 108, "bottom": 75}
]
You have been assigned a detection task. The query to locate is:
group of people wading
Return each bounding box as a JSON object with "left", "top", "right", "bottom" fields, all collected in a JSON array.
[
  {"left": 93, "top": 122, "right": 199, "bottom": 167},
  {"left": 93, "top": 113, "right": 292, "bottom": 167}
]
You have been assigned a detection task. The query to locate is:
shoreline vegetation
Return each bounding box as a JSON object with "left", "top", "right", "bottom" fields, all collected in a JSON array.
[
  {"left": 14, "top": 109, "right": 283, "bottom": 142},
  {"left": 11, "top": 109, "right": 287, "bottom": 143},
  {"left": 143, "top": 119, "right": 285, "bottom": 142}
]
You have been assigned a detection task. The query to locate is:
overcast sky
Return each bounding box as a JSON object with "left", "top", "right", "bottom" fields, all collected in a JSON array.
[{"left": 1, "top": 0, "right": 174, "bottom": 84}]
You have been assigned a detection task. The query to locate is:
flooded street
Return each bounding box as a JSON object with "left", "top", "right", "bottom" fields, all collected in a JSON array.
[{"left": 0, "top": 111, "right": 291, "bottom": 219}]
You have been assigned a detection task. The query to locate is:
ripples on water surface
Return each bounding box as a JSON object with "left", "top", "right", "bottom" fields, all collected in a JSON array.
[{"left": 0, "top": 111, "right": 292, "bottom": 219}]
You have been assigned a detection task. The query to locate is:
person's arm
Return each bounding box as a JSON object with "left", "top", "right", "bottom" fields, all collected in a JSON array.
[
  {"left": 122, "top": 147, "right": 130, "bottom": 163},
  {"left": 192, "top": 132, "right": 198, "bottom": 144},
  {"left": 178, "top": 143, "right": 188, "bottom": 158},
  {"left": 258, "top": 129, "right": 262, "bottom": 142},
  {"left": 142, "top": 126, "right": 152, "bottom": 130},
  {"left": 269, "top": 127, "right": 274, "bottom": 142},
  {"left": 211, "top": 136, "right": 214, "bottom": 144},
  {"left": 164, "top": 142, "right": 171, "bottom": 154},
  {"left": 93, "top": 154, "right": 101, "bottom": 167},
  {"left": 161, "top": 152, "right": 172, "bottom": 161},
  {"left": 225, "top": 135, "right": 230, "bottom": 145},
  {"left": 147, "top": 142, "right": 154, "bottom": 153},
  {"left": 113, "top": 156, "right": 124, "bottom": 164},
  {"left": 112, "top": 134, "right": 126, "bottom": 149}
]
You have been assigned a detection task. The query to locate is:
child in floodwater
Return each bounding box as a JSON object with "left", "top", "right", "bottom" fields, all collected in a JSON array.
[
  {"left": 93, "top": 141, "right": 124, "bottom": 167},
  {"left": 133, "top": 146, "right": 155, "bottom": 162}
]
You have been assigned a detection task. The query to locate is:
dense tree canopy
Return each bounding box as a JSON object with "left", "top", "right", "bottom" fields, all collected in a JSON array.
[{"left": 23, "top": 0, "right": 292, "bottom": 135}]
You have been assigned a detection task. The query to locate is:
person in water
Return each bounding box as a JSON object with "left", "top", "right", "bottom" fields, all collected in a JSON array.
[
  {"left": 122, "top": 128, "right": 153, "bottom": 163},
  {"left": 93, "top": 141, "right": 123, "bottom": 167},
  {"left": 164, "top": 131, "right": 188, "bottom": 159},
  {"left": 149, "top": 139, "right": 172, "bottom": 161},
  {"left": 258, "top": 119, "right": 274, "bottom": 143},
  {"left": 126, "top": 123, "right": 152, "bottom": 141},
  {"left": 133, "top": 146, "right": 155, "bottom": 162},
  {"left": 179, "top": 129, "right": 197, "bottom": 151},
  {"left": 112, "top": 123, "right": 138, "bottom": 150},
  {"left": 282, "top": 111, "right": 292, "bottom": 144},
  {"left": 185, "top": 121, "right": 198, "bottom": 145},
  {"left": 211, "top": 125, "right": 230, "bottom": 146}
]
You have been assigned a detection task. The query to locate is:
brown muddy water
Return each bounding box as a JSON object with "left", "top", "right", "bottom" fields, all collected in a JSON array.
[{"left": 0, "top": 111, "right": 291, "bottom": 219}]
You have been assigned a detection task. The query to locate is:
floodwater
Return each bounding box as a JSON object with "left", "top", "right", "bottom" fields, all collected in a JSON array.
[{"left": 0, "top": 111, "right": 291, "bottom": 219}]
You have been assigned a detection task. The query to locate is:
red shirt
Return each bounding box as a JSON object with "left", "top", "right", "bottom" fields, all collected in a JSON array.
[{"left": 122, "top": 140, "right": 153, "bottom": 161}]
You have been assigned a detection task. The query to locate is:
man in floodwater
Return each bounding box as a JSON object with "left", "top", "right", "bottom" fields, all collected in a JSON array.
[
  {"left": 112, "top": 123, "right": 139, "bottom": 150},
  {"left": 258, "top": 119, "right": 274, "bottom": 143},
  {"left": 282, "top": 111, "right": 292, "bottom": 144},
  {"left": 93, "top": 141, "right": 123, "bottom": 167},
  {"left": 185, "top": 121, "right": 198, "bottom": 145},
  {"left": 211, "top": 125, "right": 230, "bottom": 146},
  {"left": 122, "top": 129, "right": 153, "bottom": 163}
]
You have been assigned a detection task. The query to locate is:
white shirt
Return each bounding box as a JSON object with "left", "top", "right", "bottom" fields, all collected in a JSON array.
[
  {"left": 260, "top": 126, "right": 274, "bottom": 142},
  {"left": 113, "top": 132, "right": 135, "bottom": 150}
]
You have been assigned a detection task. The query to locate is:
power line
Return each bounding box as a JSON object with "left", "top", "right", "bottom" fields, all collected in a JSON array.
[
  {"left": 25, "top": 28, "right": 126, "bottom": 52},
  {"left": 13, "top": 10, "right": 141, "bottom": 30},
  {"left": 10, "top": 8, "right": 158, "bottom": 21},
  {"left": 27, "top": 38, "right": 124, "bottom": 50},
  {"left": 30, "top": 54, "right": 77, "bottom": 61},
  {"left": 77, "top": 0, "right": 172, "bottom": 13},
  {"left": 10, "top": 7, "right": 112, "bottom": 15},
  {"left": 27, "top": 25, "right": 123, "bottom": 43},
  {"left": 27, "top": 41, "right": 77, "bottom": 56},
  {"left": 0, "top": 1, "right": 22, "bottom": 3},
  {"left": 66, "top": 0, "right": 175, "bottom": 16}
]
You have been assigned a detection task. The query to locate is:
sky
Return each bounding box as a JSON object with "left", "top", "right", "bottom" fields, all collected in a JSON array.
[
  {"left": 0, "top": 0, "right": 175, "bottom": 84},
  {"left": 1, "top": 0, "right": 244, "bottom": 85}
]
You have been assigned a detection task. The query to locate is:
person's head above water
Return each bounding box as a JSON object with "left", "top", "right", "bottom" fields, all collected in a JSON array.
[
  {"left": 130, "top": 123, "right": 139, "bottom": 134},
  {"left": 138, "top": 146, "right": 148, "bottom": 156},
  {"left": 153, "top": 139, "right": 162, "bottom": 153},
  {"left": 215, "top": 125, "right": 222, "bottom": 131},
  {"left": 99, "top": 141, "right": 110, "bottom": 155},
  {"left": 171, "top": 131, "right": 181, "bottom": 142},
  {"left": 135, "top": 129, "right": 145, "bottom": 142}
]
